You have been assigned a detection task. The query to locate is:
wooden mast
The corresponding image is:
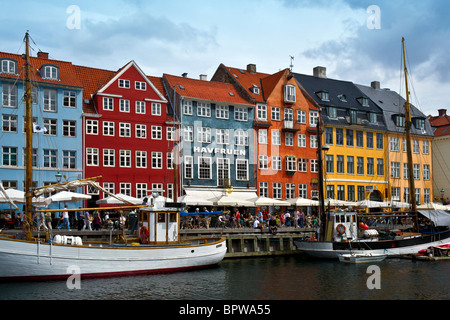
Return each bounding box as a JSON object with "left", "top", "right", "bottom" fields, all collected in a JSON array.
[
  {"left": 402, "top": 37, "right": 419, "bottom": 230},
  {"left": 317, "top": 108, "right": 327, "bottom": 241},
  {"left": 24, "top": 32, "right": 33, "bottom": 241}
]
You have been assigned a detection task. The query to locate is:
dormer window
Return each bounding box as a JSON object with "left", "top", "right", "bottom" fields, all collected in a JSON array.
[
  {"left": 40, "top": 64, "right": 60, "bottom": 80},
  {"left": 1, "top": 58, "right": 17, "bottom": 74},
  {"left": 338, "top": 94, "right": 347, "bottom": 102},
  {"left": 393, "top": 115, "right": 405, "bottom": 127},
  {"left": 413, "top": 118, "right": 425, "bottom": 130},
  {"left": 369, "top": 112, "right": 377, "bottom": 123},
  {"left": 251, "top": 85, "right": 260, "bottom": 95},
  {"left": 357, "top": 97, "right": 369, "bottom": 107},
  {"left": 284, "top": 85, "right": 296, "bottom": 103},
  {"left": 318, "top": 91, "right": 329, "bottom": 102},
  {"left": 328, "top": 107, "right": 337, "bottom": 119}
]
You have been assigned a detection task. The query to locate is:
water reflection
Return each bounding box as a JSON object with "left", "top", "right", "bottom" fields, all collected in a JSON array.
[{"left": 0, "top": 256, "right": 448, "bottom": 300}]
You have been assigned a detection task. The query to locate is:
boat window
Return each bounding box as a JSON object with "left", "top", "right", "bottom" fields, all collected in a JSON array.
[
  {"left": 169, "top": 212, "right": 177, "bottom": 223},
  {"left": 346, "top": 215, "right": 351, "bottom": 223},
  {"left": 158, "top": 213, "right": 166, "bottom": 223}
]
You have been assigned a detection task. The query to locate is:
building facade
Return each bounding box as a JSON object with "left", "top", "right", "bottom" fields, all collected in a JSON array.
[
  {"left": 357, "top": 81, "right": 434, "bottom": 205},
  {"left": 1, "top": 51, "right": 83, "bottom": 208},
  {"left": 212, "top": 64, "right": 321, "bottom": 200},
  {"left": 163, "top": 73, "right": 256, "bottom": 200},
  {"left": 294, "top": 67, "right": 388, "bottom": 203},
  {"left": 76, "top": 61, "right": 173, "bottom": 204},
  {"left": 428, "top": 108, "right": 450, "bottom": 203}
]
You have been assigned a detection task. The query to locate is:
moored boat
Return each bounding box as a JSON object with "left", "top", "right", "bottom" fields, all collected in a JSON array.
[
  {"left": 338, "top": 253, "right": 387, "bottom": 264},
  {"left": 0, "top": 32, "right": 226, "bottom": 282}
]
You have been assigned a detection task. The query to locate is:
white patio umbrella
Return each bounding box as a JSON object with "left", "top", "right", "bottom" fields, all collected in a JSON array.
[
  {"left": 286, "top": 197, "right": 320, "bottom": 207},
  {"left": 45, "top": 191, "right": 91, "bottom": 204},
  {"left": 215, "top": 194, "right": 254, "bottom": 207},
  {"left": 96, "top": 193, "right": 141, "bottom": 205},
  {"left": 0, "top": 188, "right": 47, "bottom": 205},
  {"left": 382, "top": 201, "right": 411, "bottom": 209},
  {"left": 178, "top": 194, "right": 213, "bottom": 206},
  {"left": 325, "top": 198, "right": 356, "bottom": 207},
  {"left": 249, "top": 196, "right": 291, "bottom": 207},
  {"left": 356, "top": 200, "right": 388, "bottom": 208},
  {"left": 417, "top": 202, "right": 449, "bottom": 210}
]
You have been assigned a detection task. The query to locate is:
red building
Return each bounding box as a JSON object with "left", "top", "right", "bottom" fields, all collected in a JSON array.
[
  {"left": 75, "top": 61, "right": 174, "bottom": 205},
  {"left": 212, "top": 64, "right": 321, "bottom": 200}
]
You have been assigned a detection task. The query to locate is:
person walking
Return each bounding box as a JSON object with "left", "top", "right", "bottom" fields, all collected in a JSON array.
[
  {"left": 82, "top": 210, "right": 92, "bottom": 231},
  {"left": 58, "top": 205, "right": 71, "bottom": 231}
]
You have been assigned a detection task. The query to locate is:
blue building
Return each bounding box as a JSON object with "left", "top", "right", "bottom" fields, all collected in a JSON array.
[
  {"left": 0, "top": 51, "right": 83, "bottom": 211},
  {"left": 163, "top": 74, "right": 257, "bottom": 204}
]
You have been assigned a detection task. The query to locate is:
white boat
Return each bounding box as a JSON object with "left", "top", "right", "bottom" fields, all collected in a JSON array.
[
  {"left": 338, "top": 253, "right": 387, "bottom": 264},
  {"left": 0, "top": 32, "right": 226, "bottom": 282}
]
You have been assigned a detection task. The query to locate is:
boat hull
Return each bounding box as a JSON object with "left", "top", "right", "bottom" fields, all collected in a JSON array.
[
  {"left": 338, "top": 254, "right": 387, "bottom": 263},
  {"left": 294, "top": 230, "right": 450, "bottom": 259},
  {"left": 0, "top": 237, "right": 227, "bottom": 281}
]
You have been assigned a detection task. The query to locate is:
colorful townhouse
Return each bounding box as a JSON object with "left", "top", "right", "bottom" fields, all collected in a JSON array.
[
  {"left": 428, "top": 109, "right": 450, "bottom": 203},
  {"left": 0, "top": 51, "right": 83, "bottom": 209},
  {"left": 162, "top": 73, "right": 256, "bottom": 202},
  {"left": 75, "top": 61, "right": 174, "bottom": 205},
  {"left": 212, "top": 64, "right": 321, "bottom": 200},
  {"left": 356, "top": 82, "right": 434, "bottom": 205},
  {"left": 294, "top": 67, "right": 388, "bottom": 203}
]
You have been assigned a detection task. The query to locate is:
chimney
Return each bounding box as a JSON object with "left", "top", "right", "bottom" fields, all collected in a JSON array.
[
  {"left": 37, "top": 51, "right": 49, "bottom": 59},
  {"left": 199, "top": 74, "right": 207, "bottom": 81},
  {"left": 371, "top": 81, "right": 381, "bottom": 89},
  {"left": 438, "top": 109, "right": 447, "bottom": 117},
  {"left": 313, "top": 66, "right": 326, "bottom": 78},
  {"left": 247, "top": 64, "right": 256, "bottom": 74}
]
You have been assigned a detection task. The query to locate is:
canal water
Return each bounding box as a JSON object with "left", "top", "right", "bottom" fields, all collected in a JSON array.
[{"left": 0, "top": 256, "right": 448, "bottom": 301}]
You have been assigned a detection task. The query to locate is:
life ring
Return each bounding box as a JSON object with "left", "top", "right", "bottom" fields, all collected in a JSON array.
[
  {"left": 336, "top": 224, "right": 346, "bottom": 235},
  {"left": 140, "top": 226, "right": 149, "bottom": 244}
]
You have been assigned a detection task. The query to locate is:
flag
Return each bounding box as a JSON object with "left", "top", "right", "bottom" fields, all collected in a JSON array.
[{"left": 32, "top": 123, "right": 47, "bottom": 133}]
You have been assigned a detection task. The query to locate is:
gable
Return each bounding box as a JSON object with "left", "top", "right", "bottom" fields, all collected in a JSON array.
[{"left": 97, "top": 61, "right": 167, "bottom": 103}]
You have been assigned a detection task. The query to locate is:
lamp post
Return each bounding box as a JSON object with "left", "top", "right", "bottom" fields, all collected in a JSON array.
[{"left": 55, "top": 171, "right": 62, "bottom": 183}]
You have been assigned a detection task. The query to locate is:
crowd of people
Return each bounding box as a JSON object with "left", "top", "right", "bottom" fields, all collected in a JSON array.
[
  {"left": 181, "top": 207, "right": 319, "bottom": 233},
  {"left": 25, "top": 205, "right": 138, "bottom": 234}
]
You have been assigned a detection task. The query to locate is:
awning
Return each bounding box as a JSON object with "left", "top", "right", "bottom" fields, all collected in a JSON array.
[
  {"left": 185, "top": 189, "right": 258, "bottom": 207},
  {"left": 418, "top": 210, "right": 450, "bottom": 227}
]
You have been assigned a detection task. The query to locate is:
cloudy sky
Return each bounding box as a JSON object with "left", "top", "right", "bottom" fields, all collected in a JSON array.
[{"left": 2, "top": 0, "right": 448, "bottom": 116}]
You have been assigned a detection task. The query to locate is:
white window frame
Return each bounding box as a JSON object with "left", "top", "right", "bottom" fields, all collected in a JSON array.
[
  {"left": 216, "top": 105, "right": 229, "bottom": 119},
  {"left": 198, "top": 156, "right": 212, "bottom": 180},
  {"left": 136, "top": 101, "right": 146, "bottom": 114},
  {"left": 197, "top": 102, "right": 211, "bottom": 117},
  {"left": 103, "top": 121, "right": 115, "bottom": 136},
  {"left": 236, "top": 159, "right": 249, "bottom": 181},
  {"left": 118, "top": 79, "right": 130, "bottom": 89},
  {"left": 103, "top": 149, "right": 115, "bottom": 167},
  {"left": 119, "top": 150, "right": 132, "bottom": 168},
  {"left": 136, "top": 124, "right": 147, "bottom": 139},
  {"left": 103, "top": 97, "right": 114, "bottom": 111},
  {"left": 152, "top": 152, "right": 163, "bottom": 169},
  {"left": 119, "top": 122, "right": 131, "bottom": 137},
  {"left": 136, "top": 151, "right": 147, "bottom": 168},
  {"left": 152, "top": 103, "right": 162, "bottom": 116}
]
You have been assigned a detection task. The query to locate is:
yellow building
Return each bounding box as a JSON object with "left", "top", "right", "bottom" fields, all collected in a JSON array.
[
  {"left": 357, "top": 82, "right": 434, "bottom": 205},
  {"left": 294, "top": 69, "right": 389, "bottom": 204},
  {"left": 323, "top": 126, "right": 388, "bottom": 202}
]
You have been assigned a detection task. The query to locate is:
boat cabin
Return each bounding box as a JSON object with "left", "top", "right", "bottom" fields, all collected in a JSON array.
[
  {"left": 331, "top": 211, "right": 358, "bottom": 242},
  {"left": 137, "top": 197, "right": 181, "bottom": 245}
]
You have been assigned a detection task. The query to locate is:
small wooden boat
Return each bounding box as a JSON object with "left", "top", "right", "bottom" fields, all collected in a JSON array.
[
  {"left": 412, "top": 244, "right": 450, "bottom": 261},
  {"left": 338, "top": 253, "right": 387, "bottom": 264}
]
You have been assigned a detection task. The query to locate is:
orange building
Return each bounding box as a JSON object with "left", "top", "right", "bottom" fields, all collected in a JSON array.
[{"left": 212, "top": 64, "right": 320, "bottom": 200}]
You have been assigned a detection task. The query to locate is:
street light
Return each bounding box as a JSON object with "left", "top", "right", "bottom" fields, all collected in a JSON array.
[{"left": 55, "top": 171, "right": 62, "bottom": 183}]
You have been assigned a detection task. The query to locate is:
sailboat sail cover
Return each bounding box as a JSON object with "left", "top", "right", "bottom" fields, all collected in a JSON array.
[
  {"left": 418, "top": 210, "right": 450, "bottom": 227},
  {"left": 33, "top": 179, "right": 99, "bottom": 197}
]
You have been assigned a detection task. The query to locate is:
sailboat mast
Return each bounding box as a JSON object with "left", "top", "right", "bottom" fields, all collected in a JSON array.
[
  {"left": 24, "top": 32, "right": 33, "bottom": 240},
  {"left": 317, "top": 108, "right": 327, "bottom": 241},
  {"left": 402, "top": 38, "right": 418, "bottom": 228}
]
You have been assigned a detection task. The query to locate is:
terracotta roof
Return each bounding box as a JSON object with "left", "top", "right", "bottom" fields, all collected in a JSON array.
[
  {"left": 163, "top": 74, "right": 253, "bottom": 106},
  {"left": 433, "top": 124, "right": 450, "bottom": 137},
  {"left": 73, "top": 65, "right": 115, "bottom": 114},
  {"left": 260, "top": 69, "right": 287, "bottom": 100},
  {"left": 0, "top": 51, "right": 83, "bottom": 88},
  {"left": 221, "top": 66, "right": 269, "bottom": 103}
]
